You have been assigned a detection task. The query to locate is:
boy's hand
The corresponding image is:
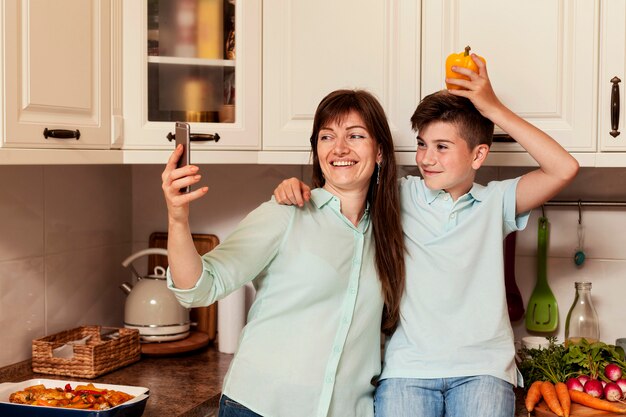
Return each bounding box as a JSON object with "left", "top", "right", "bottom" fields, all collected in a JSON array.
[
  {"left": 273, "top": 178, "right": 311, "bottom": 207},
  {"left": 445, "top": 54, "right": 503, "bottom": 119},
  {"left": 446, "top": 54, "right": 579, "bottom": 214}
]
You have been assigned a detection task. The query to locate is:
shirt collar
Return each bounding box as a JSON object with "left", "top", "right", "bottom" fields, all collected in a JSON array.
[
  {"left": 310, "top": 188, "right": 337, "bottom": 209},
  {"left": 310, "top": 188, "right": 371, "bottom": 231},
  {"left": 424, "top": 182, "right": 487, "bottom": 204}
]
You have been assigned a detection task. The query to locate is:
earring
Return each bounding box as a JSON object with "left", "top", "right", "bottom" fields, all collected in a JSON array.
[{"left": 376, "top": 162, "right": 381, "bottom": 185}]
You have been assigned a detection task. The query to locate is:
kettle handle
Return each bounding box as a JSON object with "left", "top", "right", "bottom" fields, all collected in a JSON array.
[{"left": 122, "top": 248, "right": 168, "bottom": 268}]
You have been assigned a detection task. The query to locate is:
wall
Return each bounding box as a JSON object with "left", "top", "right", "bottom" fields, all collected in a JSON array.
[
  {"left": 1, "top": 163, "right": 626, "bottom": 368},
  {"left": 0, "top": 163, "right": 304, "bottom": 368},
  {"left": 0, "top": 165, "right": 133, "bottom": 367},
  {"left": 132, "top": 164, "right": 626, "bottom": 347}
]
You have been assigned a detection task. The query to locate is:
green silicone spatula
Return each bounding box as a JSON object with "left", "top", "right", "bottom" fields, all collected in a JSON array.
[{"left": 525, "top": 216, "right": 559, "bottom": 332}]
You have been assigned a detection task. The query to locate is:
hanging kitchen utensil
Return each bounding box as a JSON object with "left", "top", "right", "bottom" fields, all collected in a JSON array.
[
  {"left": 525, "top": 215, "right": 559, "bottom": 332},
  {"left": 574, "top": 200, "right": 586, "bottom": 267},
  {"left": 504, "top": 231, "right": 525, "bottom": 321}
]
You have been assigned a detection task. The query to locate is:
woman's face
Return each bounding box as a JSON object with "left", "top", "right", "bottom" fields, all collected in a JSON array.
[{"left": 316, "top": 110, "right": 382, "bottom": 196}]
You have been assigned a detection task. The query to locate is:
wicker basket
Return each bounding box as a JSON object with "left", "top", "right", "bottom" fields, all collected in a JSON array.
[{"left": 32, "top": 326, "right": 141, "bottom": 379}]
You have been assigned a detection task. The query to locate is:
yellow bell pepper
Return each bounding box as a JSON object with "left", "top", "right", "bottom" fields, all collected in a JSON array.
[{"left": 445, "top": 46, "right": 486, "bottom": 90}]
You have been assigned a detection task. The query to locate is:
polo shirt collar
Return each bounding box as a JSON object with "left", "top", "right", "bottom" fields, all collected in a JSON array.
[{"left": 423, "top": 182, "right": 487, "bottom": 204}]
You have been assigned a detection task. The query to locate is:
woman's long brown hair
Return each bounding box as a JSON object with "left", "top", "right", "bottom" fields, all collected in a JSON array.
[{"left": 309, "top": 90, "right": 405, "bottom": 335}]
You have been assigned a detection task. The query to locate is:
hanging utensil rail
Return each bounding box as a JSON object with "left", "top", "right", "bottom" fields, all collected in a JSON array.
[{"left": 544, "top": 200, "right": 626, "bottom": 207}]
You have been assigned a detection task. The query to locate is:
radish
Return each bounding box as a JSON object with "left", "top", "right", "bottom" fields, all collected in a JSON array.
[
  {"left": 578, "top": 374, "right": 591, "bottom": 386},
  {"left": 585, "top": 379, "right": 604, "bottom": 398},
  {"left": 566, "top": 377, "right": 584, "bottom": 392},
  {"left": 616, "top": 379, "right": 626, "bottom": 399},
  {"left": 605, "top": 363, "right": 623, "bottom": 381},
  {"left": 604, "top": 382, "right": 624, "bottom": 402}
]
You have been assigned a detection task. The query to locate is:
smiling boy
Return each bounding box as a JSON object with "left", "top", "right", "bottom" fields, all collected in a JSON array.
[{"left": 273, "top": 56, "right": 579, "bottom": 417}]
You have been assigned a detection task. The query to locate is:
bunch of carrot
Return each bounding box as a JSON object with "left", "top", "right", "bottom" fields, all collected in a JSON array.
[
  {"left": 526, "top": 380, "right": 626, "bottom": 416},
  {"left": 525, "top": 381, "right": 570, "bottom": 417}
]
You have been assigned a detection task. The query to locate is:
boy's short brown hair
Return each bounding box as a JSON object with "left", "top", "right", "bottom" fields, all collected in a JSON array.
[{"left": 410, "top": 90, "right": 495, "bottom": 149}]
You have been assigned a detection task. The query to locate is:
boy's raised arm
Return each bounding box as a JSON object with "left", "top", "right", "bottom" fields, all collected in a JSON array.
[{"left": 447, "top": 55, "right": 579, "bottom": 214}]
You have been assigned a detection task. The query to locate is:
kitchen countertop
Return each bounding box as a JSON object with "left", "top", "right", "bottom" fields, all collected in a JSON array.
[
  {"left": 0, "top": 344, "right": 232, "bottom": 417},
  {"left": 1, "top": 345, "right": 529, "bottom": 417}
]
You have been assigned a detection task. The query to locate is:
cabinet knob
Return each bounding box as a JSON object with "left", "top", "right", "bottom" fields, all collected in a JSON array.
[
  {"left": 166, "top": 132, "right": 221, "bottom": 143},
  {"left": 43, "top": 128, "right": 81, "bottom": 140},
  {"left": 610, "top": 76, "right": 621, "bottom": 138}
]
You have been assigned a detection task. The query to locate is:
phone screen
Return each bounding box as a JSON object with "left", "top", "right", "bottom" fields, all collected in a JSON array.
[{"left": 175, "top": 122, "right": 190, "bottom": 192}]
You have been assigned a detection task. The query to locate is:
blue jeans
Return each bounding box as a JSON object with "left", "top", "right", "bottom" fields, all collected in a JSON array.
[
  {"left": 218, "top": 395, "right": 263, "bottom": 417},
  {"left": 374, "top": 376, "right": 515, "bottom": 417}
]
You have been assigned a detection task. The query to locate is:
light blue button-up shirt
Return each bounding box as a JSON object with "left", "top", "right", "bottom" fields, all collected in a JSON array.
[
  {"left": 167, "top": 188, "right": 383, "bottom": 417},
  {"left": 380, "top": 176, "right": 529, "bottom": 386}
]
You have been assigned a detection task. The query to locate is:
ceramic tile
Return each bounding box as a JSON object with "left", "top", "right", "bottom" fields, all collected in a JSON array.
[
  {"left": 44, "top": 165, "right": 132, "bottom": 255},
  {"left": 0, "top": 166, "right": 44, "bottom": 261},
  {"left": 511, "top": 256, "right": 626, "bottom": 345},
  {"left": 132, "top": 165, "right": 304, "bottom": 246},
  {"left": 0, "top": 257, "right": 45, "bottom": 367},
  {"left": 45, "top": 244, "right": 131, "bottom": 335}
]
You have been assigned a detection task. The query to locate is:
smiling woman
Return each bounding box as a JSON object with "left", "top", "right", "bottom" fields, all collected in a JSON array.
[
  {"left": 161, "top": 89, "right": 405, "bottom": 417},
  {"left": 315, "top": 110, "right": 381, "bottom": 224}
]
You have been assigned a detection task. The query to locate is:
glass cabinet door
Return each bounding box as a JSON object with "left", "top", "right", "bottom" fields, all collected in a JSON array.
[{"left": 122, "top": 0, "right": 261, "bottom": 151}]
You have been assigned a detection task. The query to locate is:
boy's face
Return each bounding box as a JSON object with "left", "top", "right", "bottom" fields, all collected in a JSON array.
[{"left": 415, "top": 121, "right": 487, "bottom": 201}]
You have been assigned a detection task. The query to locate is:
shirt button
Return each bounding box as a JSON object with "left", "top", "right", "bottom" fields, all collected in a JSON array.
[
  {"left": 326, "top": 376, "right": 334, "bottom": 383},
  {"left": 450, "top": 213, "right": 456, "bottom": 219},
  {"left": 333, "top": 346, "right": 341, "bottom": 353},
  {"left": 443, "top": 195, "right": 449, "bottom": 201}
]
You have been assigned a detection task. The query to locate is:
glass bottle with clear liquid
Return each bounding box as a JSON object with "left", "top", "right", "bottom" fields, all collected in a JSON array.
[{"left": 564, "top": 282, "right": 600, "bottom": 346}]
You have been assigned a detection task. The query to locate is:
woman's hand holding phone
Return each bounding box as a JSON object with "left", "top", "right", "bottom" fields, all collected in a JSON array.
[{"left": 161, "top": 142, "right": 209, "bottom": 224}]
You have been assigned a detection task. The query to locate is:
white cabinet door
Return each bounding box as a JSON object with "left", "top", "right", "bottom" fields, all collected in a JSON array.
[
  {"left": 121, "top": 0, "right": 261, "bottom": 151},
  {"left": 421, "top": 0, "right": 597, "bottom": 153},
  {"left": 4, "top": 0, "right": 111, "bottom": 149},
  {"left": 263, "top": 0, "right": 420, "bottom": 153},
  {"left": 598, "top": 0, "right": 626, "bottom": 153}
]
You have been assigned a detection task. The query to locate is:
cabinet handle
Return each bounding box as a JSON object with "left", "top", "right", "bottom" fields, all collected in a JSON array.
[
  {"left": 610, "top": 76, "right": 621, "bottom": 138},
  {"left": 492, "top": 134, "right": 515, "bottom": 143},
  {"left": 43, "top": 128, "right": 81, "bottom": 140},
  {"left": 166, "top": 132, "right": 221, "bottom": 143}
]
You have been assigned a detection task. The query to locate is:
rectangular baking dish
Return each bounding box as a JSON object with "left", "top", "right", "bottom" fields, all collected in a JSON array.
[{"left": 0, "top": 378, "right": 149, "bottom": 417}]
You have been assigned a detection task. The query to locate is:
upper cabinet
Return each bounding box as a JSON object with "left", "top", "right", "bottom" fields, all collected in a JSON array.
[
  {"left": 3, "top": 0, "right": 111, "bottom": 149},
  {"left": 121, "top": 0, "right": 261, "bottom": 152},
  {"left": 2, "top": 0, "right": 626, "bottom": 166},
  {"left": 598, "top": 0, "right": 626, "bottom": 159},
  {"left": 262, "top": 0, "right": 421, "bottom": 156},
  {"left": 421, "top": 0, "right": 597, "bottom": 154}
]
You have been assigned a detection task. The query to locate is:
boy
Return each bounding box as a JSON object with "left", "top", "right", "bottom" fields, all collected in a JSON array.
[{"left": 273, "top": 56, "right": 579, "bottom": 417}]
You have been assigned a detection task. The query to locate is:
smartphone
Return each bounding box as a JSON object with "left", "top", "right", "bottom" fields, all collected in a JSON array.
[{"left": 175, "top": 122, "right": 191, "bottom": 192}]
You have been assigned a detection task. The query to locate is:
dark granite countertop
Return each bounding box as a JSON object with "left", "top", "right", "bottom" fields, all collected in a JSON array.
[
  {"left": 0, "top": 345, "right": 232, "bottom": 417},
  {"left": 1, "top": 346, "right": 530, "bottom": 417}
]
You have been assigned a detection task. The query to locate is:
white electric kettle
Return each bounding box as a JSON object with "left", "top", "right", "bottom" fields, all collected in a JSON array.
[{"left": 121, "top": 248, "right": 190, "bottom": 343}]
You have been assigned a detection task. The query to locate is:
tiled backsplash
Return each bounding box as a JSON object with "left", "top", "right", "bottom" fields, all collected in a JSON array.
[
  {"left": 1, "top": 164, "right": 626, "bottom": 367},
  {"left": 0, "top": 165, "right": 133, "bottom": 367}
]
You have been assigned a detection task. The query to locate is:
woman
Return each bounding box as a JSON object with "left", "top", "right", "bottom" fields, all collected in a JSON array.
[{"left": 161, "top": 89, "right": 405, "bottom": 417}]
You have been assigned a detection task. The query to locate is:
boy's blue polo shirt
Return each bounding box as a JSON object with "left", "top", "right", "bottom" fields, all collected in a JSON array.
[{"left": 380, "top": 176, "right": 530, "bottom": 386}]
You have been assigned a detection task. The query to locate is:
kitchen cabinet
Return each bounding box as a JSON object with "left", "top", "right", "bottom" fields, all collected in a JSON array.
[
  {"left": 262, "top": 0, "right": 421, "bottom": 159},
  {"left": 121, "top": 0, "right": 261, "bottom": 155},
  {"left": 421, "top": 0, "right": 597, "bottom": 156},
  {"left": 3, "top": 0, "right": 112, "bottom": 150},
  {"left": 598, "top": 0, "right": 626, "bottom": 161}
]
